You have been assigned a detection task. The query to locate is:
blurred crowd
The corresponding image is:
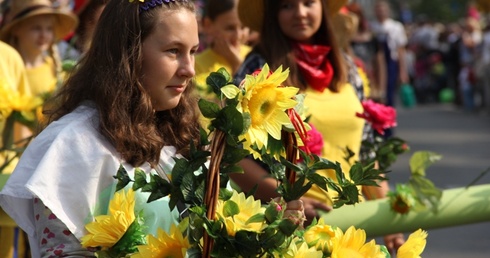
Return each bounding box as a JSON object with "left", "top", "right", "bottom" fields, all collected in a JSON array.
[
  {"left": 2, "top": 0, "right": 490, "bottom": 114},
  {"left": 403, "top": 3, "right": 490, "bottom": 114}
]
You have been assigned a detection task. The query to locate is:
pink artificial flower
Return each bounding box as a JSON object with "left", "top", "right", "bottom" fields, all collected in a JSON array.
[
  {"left": 356, "top": 100, "right": 397, "bottom": 135},
  {"left": 299, "top": 124, "right": 323, "bottom": 156}
]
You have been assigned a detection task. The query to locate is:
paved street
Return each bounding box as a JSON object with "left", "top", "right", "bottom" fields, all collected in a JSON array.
[{"left": 388, "top": 104, "right": 490, "bottom": 258}]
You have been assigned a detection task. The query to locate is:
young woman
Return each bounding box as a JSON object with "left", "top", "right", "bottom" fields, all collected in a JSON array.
[
  {"left": 0, "top": 0, "right": 201, "bottom": 256},
  {"left": 194, "top": 0, "right": 250, "bottom": 94},
  {"left": 0, "top": 0, "right": 304, "bottom": 256},
  {"left": 233, "top": 0, "right": 405, "bottom": 254}
]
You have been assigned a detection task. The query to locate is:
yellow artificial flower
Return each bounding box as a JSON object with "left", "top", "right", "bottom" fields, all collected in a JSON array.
[
  {"left": 81, "top": 189, "right": 136, "bottom": 248},
  {"left": 397, "top": 229, "right": 428, "bottom": 258},
  {"left": 280, "top": 239, "right": 323, "bottom": 258},
  {"left": 221, "top": 64, "right": 299, "bottom": 158},
  {"left": 215, "top": 191, "right": 266, "bottom": 237},
  {"left": 0, "top": 78, "right": 42, "bottom": 121},
  {"left": 0, "top": 79, "right": 13, "bottom": 119},
  {"left": 132, "top": 224, "right": 190, "bottom": 258},
  {"left": 303, "top": 218, "right": 342, "bottom": 253},
  {"left": 330, "top": 226, "right": 385, "bottom": 258}
]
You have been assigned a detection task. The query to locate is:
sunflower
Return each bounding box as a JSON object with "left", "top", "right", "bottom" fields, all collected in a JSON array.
[
  {"left": 81, "top": 189, "right": 137, "bottom": 248},
  {"left": 0, "top": 78, "right": 42, "bottom": 121},
  {"left": 280, "top": 239, "right": 323, "bottom": 258},
  {"left": 397, "top": 229, "right": 428, "bottom": 258},
  {"left": 303, "top": 218, "right": 342, "bottom": 253},
  {"left": 330, "top": 226, "right": 385, "bottom": 258},
  {"left": 215, "top": 191, "right": 266, "bottom": 237},
  {"left": 221, "top": 64, "right": 299, "bottom": 158},
  {"left": 132, "top": 224, "right": 190, "bottom": 258}
]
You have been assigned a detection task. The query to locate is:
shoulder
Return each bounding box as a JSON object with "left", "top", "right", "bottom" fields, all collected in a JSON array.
[
  {"left": 0, "top": 42, "right": 26, "bottom": 80},
  {"left": 233, "top": 52, "right": 266, "bottom": 84},
  {"left": 0, "top": 41, "right": 22, "bottom": 63},
  {"left": 24, "top": 104, "right": 116, "bottom": 167}
]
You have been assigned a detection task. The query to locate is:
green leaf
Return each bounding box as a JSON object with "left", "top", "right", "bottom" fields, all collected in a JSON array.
[
  {"left": 409, "top": 175, "right": 442, "bottom": 212},
  {"left": 171, "top": 158, "right": 190, "bottom": 186},
  {"left": 309, "top": 158, "right": 340, "bottom": 171},
  {"left": 111, "top": 212, "right": 147, "bottom": 255},
  {"left": 241, "top": 112, "right": 251, "bottom": 134},
  {"left": 246, "top": 213, "right": 265, "bottom": 224},
  {"left": 198, "top": 98, "right": 220, "bottom": 118},
  {"left": 234, "top": 231, "right": 261, "bottom": 257},
  {"left": 199, "top": 127, "right": 210, "bottom": 146},
  {"left": 409, "top": 151, "right": 442, "bottom": 176},
  {"left": 216, "top": 67, "right": 231, "bottom": 82},
  {"left": 145, "top": 174, "right": 172, "bottom": 202},
  {"left": 279, "top": 157, "right": 302, "bottom": 173},
  {"left": 223, "top": 200, "right": 240, "bottom": 217},
  {"left": 211, "top": 105, "right": 243, "bottom": 136},
  {"left": 349, "top": 163, "right": 364, "bottom": 183},
  {"left": 220, "top": 84, "right": 241, "bottom": 99},
  {"left": 206, "top": 70, "right": 230, "bottom": 96},
  {"left": 113, "top": 164, "right": 131, "bottom": 192},
  {"left": 278, "top": 219, "right": 298, "bottom": 236},
  {"left": 307, "top": 173, "right": 329, "bottom": 192},
  {"left": 132, "top": 168, "right": 147, "bottom": 190},
  {"left": 220, "top": 164, "right": 244, "bottom": 175},
  {"left": 221, "top": 146, "right": 249, "bottom": 164}
]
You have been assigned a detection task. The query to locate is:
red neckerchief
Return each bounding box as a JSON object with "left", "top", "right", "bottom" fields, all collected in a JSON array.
[{"left": 293, "top": 42, "right": 333, "bottom": 92}]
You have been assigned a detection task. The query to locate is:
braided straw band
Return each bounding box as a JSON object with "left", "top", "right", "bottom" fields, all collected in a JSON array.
[{"left": 139, "top": 0, "right": 188, "bottom": 12}]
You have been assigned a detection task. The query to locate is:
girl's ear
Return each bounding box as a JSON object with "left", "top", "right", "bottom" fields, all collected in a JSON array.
[
  {"left": 202, "top": 17, "right": 213, "bottom": 35},
  {"left": 202, "top": 17, "right": 215, "bottom": 45}
]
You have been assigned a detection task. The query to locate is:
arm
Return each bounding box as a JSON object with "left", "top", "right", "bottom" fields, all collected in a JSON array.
[
  {"left": 232, "top": 158, "right": 281, "bottom": 201},
  {"left": 374, "top": 44, "right": 387, "bottom": 102},
  {"left": 231, "top": 158, "right": 331, "bottom": 225},
  {"left": 33, "top": 198, "right": 95, "bottom": 258},
  {"left": 397, "top": 46, "right": 409, "bottom": 84}
]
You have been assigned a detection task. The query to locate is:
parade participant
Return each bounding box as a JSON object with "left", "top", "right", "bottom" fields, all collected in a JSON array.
[{"left": 233, "top": 0, "right": 405, "bottom": 254}]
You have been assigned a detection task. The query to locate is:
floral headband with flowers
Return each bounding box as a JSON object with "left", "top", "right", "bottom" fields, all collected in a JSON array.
[{"left": 130, "top": 0, "right": 188, "bottom": 12}]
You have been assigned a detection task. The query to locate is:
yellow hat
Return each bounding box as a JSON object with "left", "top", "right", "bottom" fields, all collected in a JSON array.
[
  {"left": 0, "top": 0, "right": 79, "bottom": 41},
  {"left": 238, "top": 0, "right": 348, "bottom": 32}
]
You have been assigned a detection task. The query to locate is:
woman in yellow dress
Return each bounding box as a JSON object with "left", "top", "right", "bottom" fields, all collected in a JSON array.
[{"left": 0, "top": 0, "right": 78, "bottom": 98}]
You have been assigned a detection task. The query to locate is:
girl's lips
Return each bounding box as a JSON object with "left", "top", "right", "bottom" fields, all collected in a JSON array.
[{"left": 167, "top": 85, "right": 186, "bottom": 93}]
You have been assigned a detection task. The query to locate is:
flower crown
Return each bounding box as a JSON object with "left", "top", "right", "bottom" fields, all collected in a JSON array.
[{"left": 130, "top": 0, "right": 188, "bottom": 12}]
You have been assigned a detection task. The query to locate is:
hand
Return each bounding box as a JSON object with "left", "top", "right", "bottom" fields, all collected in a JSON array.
[
  {"left": 300, "top": 196, "right": 332, "bottom": 226},
  {"left": 212, "top": 36, "right": 242, "bottom": 72},
  {"left": 383, "top": 233, "right": 405, "bottom": 255},
  {"left": 274, "top": 198, "right": 306, "bottom": 229}
]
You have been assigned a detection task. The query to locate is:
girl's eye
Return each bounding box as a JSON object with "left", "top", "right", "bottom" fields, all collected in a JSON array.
[
  {"left": 280, "top": 2, "right": 293, "bottom": 9},
  {"left": 305, "top": 0, "right": 315, "bottom": 7},
  {"left": 167, "top": 48, "right": 179, "bottom": 54},
  {"left": 190, "top": 47, "right": 198, "bottom": 55}
]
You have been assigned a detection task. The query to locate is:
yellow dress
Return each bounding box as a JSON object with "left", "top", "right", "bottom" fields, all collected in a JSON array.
[
  {"left": 26, "top": 56, "right": 58, "bottom": 97},
  {"left": 194, "top": 45, "right": 251, "bottom": 99},
  {"left": 302, "top": 84, "right": 365, "bottom": 205},
  {"left": 0, "top": 41, "right": 31, "bottom": 258}
]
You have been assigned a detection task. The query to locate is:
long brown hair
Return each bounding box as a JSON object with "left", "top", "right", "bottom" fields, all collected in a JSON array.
[
  {"left": 45, "top": 0, "right": 200, "bottom": 167},
  {"left": 254, "top": 0, "right": 346, "bottom": 92}
]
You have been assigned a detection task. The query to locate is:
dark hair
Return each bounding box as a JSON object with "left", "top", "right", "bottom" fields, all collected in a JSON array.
[
  {"left": 203, "top": 0, "right": 236, "bottom": 20},
  {"left": 253, "top": 0, "right": 346, "bottom": 92},
  {"left": 74, "top": 0, "right": 110, "bottom": 52},
  {"left": 45, "top": 0, "right": 200, "bottom": 167},
  {"left": 346, "top": 2, "right": 369, "bottom": 34}
]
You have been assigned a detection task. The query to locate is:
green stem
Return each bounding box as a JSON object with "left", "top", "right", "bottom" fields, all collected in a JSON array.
[{"left": 1, "top": 113, "right": 15, "bottom": 150}]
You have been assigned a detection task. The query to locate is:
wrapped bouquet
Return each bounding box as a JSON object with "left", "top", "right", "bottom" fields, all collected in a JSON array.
[{"left": 81, "top": 65, "right": 427, "bottom": 257}]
